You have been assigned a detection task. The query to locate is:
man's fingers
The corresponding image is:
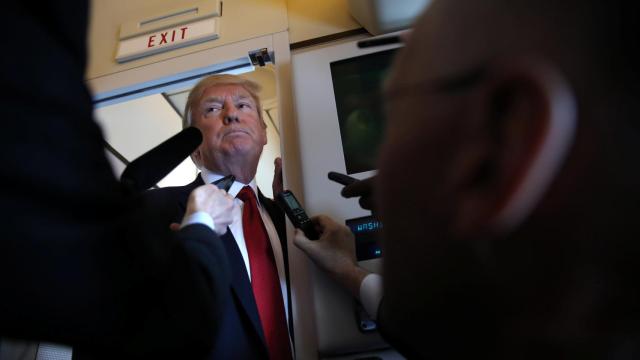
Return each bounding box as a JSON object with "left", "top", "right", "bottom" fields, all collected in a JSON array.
[
  {"left": 169, "top": 222, "right": 180, "bottom": 231},
  {"left": 293, "top": 228, "right": 313, "bottom": 252},
  {"left": 214, "top": 227, "right": 228, "bottom": 236},
  {"left": 341, "top": 176, "right": 375, "bottom": 198},
  {"left": 339, "top": 176, "right": 376, "bottom": 212},
  {"left": 273, "top": 157, "right": 284, "bottom": 195},
  {"left": 310, "top": 214, "right": 336, "bottom": 231},
  {"left": 359, "top": 196, "right": 374, "bottom": 211}
]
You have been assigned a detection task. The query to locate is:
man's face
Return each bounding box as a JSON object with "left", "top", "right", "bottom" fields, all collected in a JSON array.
[
  {"left": 191, "top": 84, "right": 267, "bottom": 173},
  {"left": 377, "top": 0, "right": 475, "bottom": 244},
  {"left": 375, "top": 0, "right": 492, "bottom": 322}
]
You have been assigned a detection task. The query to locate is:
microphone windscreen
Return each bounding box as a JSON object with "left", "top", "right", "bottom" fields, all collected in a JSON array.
[{"left": 121, "top": 127, "right": 202, "bottom": 193}]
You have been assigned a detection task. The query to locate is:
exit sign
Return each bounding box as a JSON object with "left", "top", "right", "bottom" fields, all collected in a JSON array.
[{"left": 116, "top": 17, "right": 220, "bottom": 63}]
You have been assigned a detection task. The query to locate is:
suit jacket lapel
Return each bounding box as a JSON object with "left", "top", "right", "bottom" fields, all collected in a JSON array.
[
  {"left": 258, "top": 191, "right": 287, "bottom": 257},
  {"left": 219, "top": 231, "right": 267, "bottom": 347},
  {"left": 258, "top": 191, "right": 295, "bottom": 345},
  {"left": 258, "top": 191, "right": 289, "bottom": 296}
]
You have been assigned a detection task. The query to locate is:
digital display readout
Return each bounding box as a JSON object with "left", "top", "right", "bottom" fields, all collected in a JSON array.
[
  {"left": 345, "top": 215, "right": 383, "bottom": 261},
  {"left": 283, "top": 193, "right": 300, "bottom": 209},
  {"left": 351, "top": 220, "right": 382, "bottom": 233}
]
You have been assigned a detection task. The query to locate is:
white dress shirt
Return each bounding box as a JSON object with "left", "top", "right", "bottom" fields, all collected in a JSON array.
[{"left": 359, "top": 273, "right": 384, "bottom": 320}]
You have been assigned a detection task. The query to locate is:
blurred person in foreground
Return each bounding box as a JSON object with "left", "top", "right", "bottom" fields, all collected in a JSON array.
[
  {"left": 294, "top": 0, "right": 640, "bottom": 358},
  {"left": 1, "top": 1, "right": 234, "bottom": 358}
]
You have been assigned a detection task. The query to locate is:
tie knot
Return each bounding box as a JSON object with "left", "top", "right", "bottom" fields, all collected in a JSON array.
[{"left": 237, "top": 185, "right": 257, "bottom": 204}]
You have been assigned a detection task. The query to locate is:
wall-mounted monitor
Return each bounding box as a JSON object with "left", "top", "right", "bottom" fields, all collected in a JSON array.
[
  {"left": 331, "top": 49, "right": 397, "bottom": 175},
  {"left": 292, "top": 36, "right": 401, "bottom": 222}
]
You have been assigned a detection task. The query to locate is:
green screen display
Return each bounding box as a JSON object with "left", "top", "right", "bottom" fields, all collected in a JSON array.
[{"left": 330, "top": 49, "right": 397, "bottom": 174}]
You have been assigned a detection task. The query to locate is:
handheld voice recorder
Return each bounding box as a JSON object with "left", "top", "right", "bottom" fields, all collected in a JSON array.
[{"left": 276, "top": 190, "right": 319, "bottom": 240}]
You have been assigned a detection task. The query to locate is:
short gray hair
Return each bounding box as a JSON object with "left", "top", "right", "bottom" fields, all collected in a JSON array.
[{"left": 183, "top": 74, "right": 264, "bottom": 128}]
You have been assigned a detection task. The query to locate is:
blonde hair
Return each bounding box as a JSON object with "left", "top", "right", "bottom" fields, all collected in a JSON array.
[{"left": 183, "top": 74, "right": 264, "bottom": 128}]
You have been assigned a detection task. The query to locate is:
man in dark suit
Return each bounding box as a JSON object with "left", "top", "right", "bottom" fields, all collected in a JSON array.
[
  {"left": 1, "top": 1, "right": 235, "bottom": 358},
  {"left": 144, "top": 74, "right": 293, "bottom": 359},
  {"left": 294, "top": 0, "right": 640, "bottom": 358}
]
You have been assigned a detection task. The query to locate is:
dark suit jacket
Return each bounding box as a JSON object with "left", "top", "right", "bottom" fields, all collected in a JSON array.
[
  {"left": 144, "top": 176, "right": 293, "bottom": 359},
  {"left": 1, "top": 2, "right": 229, "bottom": 358}
]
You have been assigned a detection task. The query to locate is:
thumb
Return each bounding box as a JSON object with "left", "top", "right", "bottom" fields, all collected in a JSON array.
[
  {"left": 169, "top": 222, "right": 181, "bottom": 232},
  {"left": 293, "top": 228, "right": 313, "bottom": 253}
]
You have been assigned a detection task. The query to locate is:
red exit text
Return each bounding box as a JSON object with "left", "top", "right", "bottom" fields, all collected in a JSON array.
[{"left": 148, "top": 27, "right": 189, "bottom": 48}]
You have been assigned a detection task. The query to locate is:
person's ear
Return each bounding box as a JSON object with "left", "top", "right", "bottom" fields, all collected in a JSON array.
[
  {"left": 452, "top": 58, "right": 577, "bottom": 237},
  {"left": 260, "top": 119, "right": 268, "bottom": 146},
  {"left": 191, "top": 148, "right": 202, "bottom": 169}
]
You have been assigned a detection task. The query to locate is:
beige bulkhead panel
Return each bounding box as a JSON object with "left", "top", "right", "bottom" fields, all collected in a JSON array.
[{"left": 87, "top": 0, "right": 288, "bottom": 80}]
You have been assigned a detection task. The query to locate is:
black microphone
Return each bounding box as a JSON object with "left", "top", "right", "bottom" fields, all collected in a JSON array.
[{"left": 121, "top": 127, "right": 202, "bottom": 194}]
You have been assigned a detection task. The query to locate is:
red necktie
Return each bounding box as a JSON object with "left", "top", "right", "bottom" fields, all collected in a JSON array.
[{"left": 237, "top": 186, "right": 292, "bottom": 360}]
